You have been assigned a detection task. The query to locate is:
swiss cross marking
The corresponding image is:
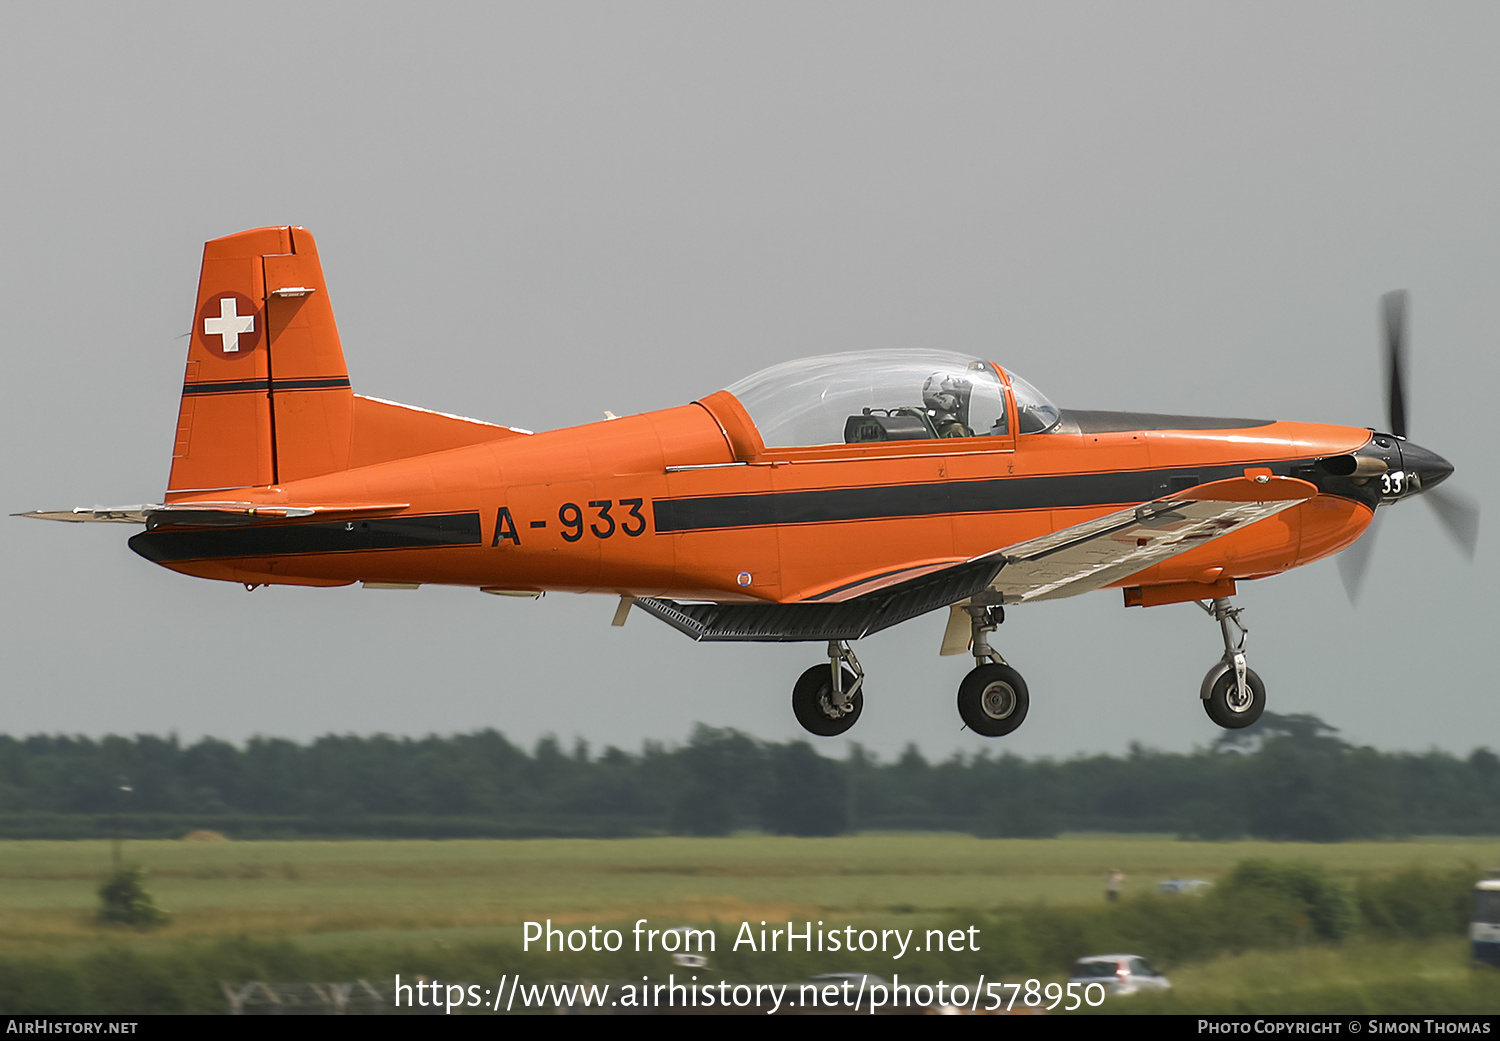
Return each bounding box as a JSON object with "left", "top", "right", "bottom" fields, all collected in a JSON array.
[{"left": 204, "top": 297, "right": 255, "bottom": 352}]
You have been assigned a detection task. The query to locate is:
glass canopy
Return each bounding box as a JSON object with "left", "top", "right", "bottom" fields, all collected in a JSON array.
[{"left": 723, "top": 350, "right": 1058, "bottom": 448}]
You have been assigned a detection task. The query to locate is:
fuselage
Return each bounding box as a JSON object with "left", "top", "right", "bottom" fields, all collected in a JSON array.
[{"left": 131, "top": 391, "right": 1380, "bottom": 605}]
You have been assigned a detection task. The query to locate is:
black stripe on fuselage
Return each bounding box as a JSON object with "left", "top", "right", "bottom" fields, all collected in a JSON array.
[
  {"left": 181, "top": 377, "right": 352, "bottom": 395},
  {"left": 128, "top": 512, "right": 482, "bottom": 563},
  {"left": 652, "top": 462, "right": 1298, "bottom": 533}
]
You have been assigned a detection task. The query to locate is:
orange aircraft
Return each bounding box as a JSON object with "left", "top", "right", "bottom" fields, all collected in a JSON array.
[{"left": 21, "top": 227, "right": 1476, "bottom": 738}]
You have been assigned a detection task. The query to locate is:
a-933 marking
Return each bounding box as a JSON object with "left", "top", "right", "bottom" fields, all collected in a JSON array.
[{"left": 491, "top": 498, "right": 647, "bottom": 546}]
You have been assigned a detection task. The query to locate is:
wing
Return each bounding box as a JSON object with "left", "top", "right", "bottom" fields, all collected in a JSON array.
[
  {"left": 634, "top": 472, "right": 1315, "bottom": 643},
  {"left": 985, "top": 473, "right": 1316, "bottom": 604}
]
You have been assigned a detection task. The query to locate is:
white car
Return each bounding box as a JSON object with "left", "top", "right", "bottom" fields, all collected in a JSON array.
[{"left": 1068, "top": 954, "right": 1171, "bottom": 996}]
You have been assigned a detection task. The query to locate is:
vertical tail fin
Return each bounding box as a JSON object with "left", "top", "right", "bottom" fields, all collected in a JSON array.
[{"left": 167, "top": 226, "right": 353, "bottom": 495}]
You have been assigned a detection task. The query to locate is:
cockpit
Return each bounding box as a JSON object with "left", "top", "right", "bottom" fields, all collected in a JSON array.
[{"left": 722, "top": 350, "right": 1059, "bottom": 448}]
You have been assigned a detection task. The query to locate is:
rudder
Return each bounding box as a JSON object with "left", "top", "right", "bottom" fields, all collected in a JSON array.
[{"left": 167, "top": 226, "right": 354, "bottom": 495}]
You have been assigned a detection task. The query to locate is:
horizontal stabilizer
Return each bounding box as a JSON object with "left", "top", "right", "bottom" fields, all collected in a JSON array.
[
  {"left": 16, "top": 506, "right": 156, "bottom": 524},
  {"left": 17, "top": 501, "right": 410, "bottom": 526}
]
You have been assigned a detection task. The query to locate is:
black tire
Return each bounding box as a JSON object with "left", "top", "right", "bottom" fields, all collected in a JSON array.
[
  {"left": 1204, "top": 666, "right": 1265, "bottom": 729},
  {"left": 791, "top": 664, "right": 863, "bottom": 736},
  {"left": 957, "top": 663, "right": 1030, "bottom": 737}
]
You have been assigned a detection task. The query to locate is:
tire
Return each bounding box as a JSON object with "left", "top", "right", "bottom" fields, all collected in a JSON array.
[
  {"left": 1203, "top": 666, "right": 1265, "bottom": 729},
  {"left": 791, "top": 665, "right": 863, "bottom": 737},
  {"left": 957, "top": 663, "right": 1030, "bottom": 737}
]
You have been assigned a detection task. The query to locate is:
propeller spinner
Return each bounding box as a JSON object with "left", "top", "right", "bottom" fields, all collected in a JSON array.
[{"left": 1337, "top": 291, "right": 1478, "bottom": 600}]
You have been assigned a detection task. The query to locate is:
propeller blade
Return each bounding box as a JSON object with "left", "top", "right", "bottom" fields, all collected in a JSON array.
[
  {"left": 1425, "top": 486, "right": 1479, "bottom": 560},
  {"left": 1382, "top": 290, "right": 1408, "bottom": 438},
  {"left": 1337, "top": 510, "right": 1383, "bottom": 603}
]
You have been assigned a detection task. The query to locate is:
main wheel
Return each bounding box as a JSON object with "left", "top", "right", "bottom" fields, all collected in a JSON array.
[
  {"left": 957, "top": 663, "right": 1029, "bottom": 737},
  {"left": 791, "top": 665, "right": 863, "bottom": 736},
  {"left": 1203, "top": 666, "right": 1265, "bottom": 729}
]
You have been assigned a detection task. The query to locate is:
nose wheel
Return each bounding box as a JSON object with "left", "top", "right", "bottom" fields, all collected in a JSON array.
[
  {"left": 791, "top": 641, "right": 864, "bottom": 736},
  {"left": 1197, "top": 597, "right": 1266, "bottom": 729},
  {"left": 1203, "top": 664, "right": 1265, "bottom": 728}
]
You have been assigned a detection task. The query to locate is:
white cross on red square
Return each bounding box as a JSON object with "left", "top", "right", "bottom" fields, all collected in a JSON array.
[{"left": 203, "top": 297, "right": 255, "bottom": 352}]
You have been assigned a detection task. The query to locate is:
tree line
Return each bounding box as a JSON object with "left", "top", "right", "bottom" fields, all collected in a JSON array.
[{"left": 0, "top": 713, "right": 1495, "bottom": 840}]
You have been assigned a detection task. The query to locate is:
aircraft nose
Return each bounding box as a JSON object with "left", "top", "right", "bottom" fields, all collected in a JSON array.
[{"left": 1399, "top": 440, "right": 1454, "bottom": 494}]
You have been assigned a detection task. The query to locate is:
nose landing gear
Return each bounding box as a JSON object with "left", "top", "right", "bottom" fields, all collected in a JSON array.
[
  {"left": 956, "top": 603, "right": 1030, "bottom": 736},
  {"left": 1197, "top": 597, "right": 1265, "bottom": 729},
  {"left": 791, "top": 640, "right": 864, "bottom": 736}
]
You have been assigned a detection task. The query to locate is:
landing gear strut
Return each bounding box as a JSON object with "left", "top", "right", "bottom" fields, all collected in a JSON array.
[
  {"left": 1197, "top": 597, "right": 1265, "bottom": 729},
  {"left": 956, "top": 602, "right": 1030, "bottom": 737},
  {"left": 791, "top": 640, "right": 864, "bottom": 736}
]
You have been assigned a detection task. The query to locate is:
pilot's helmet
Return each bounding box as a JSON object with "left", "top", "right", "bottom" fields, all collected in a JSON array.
[{"left": 922, "top": 373, "right": 972, "bottom": 420}]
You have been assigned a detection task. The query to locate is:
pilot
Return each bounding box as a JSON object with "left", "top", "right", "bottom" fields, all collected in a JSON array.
[{"left": 923, "top": 373, "right": 973, "bottom": 437}]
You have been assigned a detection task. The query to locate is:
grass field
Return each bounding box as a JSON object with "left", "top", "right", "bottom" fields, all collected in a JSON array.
[
  {"left": 2, "top": 833, "right": 1496, "bottom": 958},
  {"left": 2, "top": 834, "right": 1499, "bottom": 1013}
]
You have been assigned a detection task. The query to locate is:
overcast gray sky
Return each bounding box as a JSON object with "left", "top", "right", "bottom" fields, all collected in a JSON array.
[{"left": 3, "top": 3, "right": 1494, "bottom": 762}]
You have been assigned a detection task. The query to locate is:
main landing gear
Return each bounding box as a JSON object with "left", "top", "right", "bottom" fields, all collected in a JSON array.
[
  {"left": 791, "top": 641, "right": 864, "bottom": 736},
  {"left": 956, "top": 603, "right": 1029, "bottom": 737},
  {"left": 1197, "top": 597, "right": 1265, "bottom": 729}
]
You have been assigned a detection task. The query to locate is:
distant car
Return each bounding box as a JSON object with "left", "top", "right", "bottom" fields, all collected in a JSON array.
[
  {"left": 660, "top": 926, "right": 711, "bottom": 969},
  {"left": 1069, "top": 954, "right": 1171, "bottom": 996},
  {"left": 1157, "top": 878, "right": 1212, "bottom": 895}
]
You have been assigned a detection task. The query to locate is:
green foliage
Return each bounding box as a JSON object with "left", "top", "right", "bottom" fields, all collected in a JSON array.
[
  {"left": 0, "top": 938, "right": 326, "bottom": 1014},
  {"left": 915, "top": 856, "right": 1466, "bottom": 983},
  {"left": 6, "top": 934, "right": 1492, "bottom": 1016},
  {"left": 1, "top": 721, "right": 1498, "bottom": 839},
  {"left": 96, "top": 865, "right": 168, "bottom": 929},
  {"left": 1214, "top": 711, "right": 1345, "bottom": 752},
  {"left": 1356, "top": 864, "right": 1479, "bottom": 939},
  {"left": 1219, "top": 859, "right": 1357, "bottom": 942},
  {"left": 669, "top": 725, "right": 763, "bottom": 835},
  {"left": 760, "top": 742, "right": 847, "bottom": 836},
  {"left": 956, "top": 880, "right": 1322, "bottom": 977}
]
